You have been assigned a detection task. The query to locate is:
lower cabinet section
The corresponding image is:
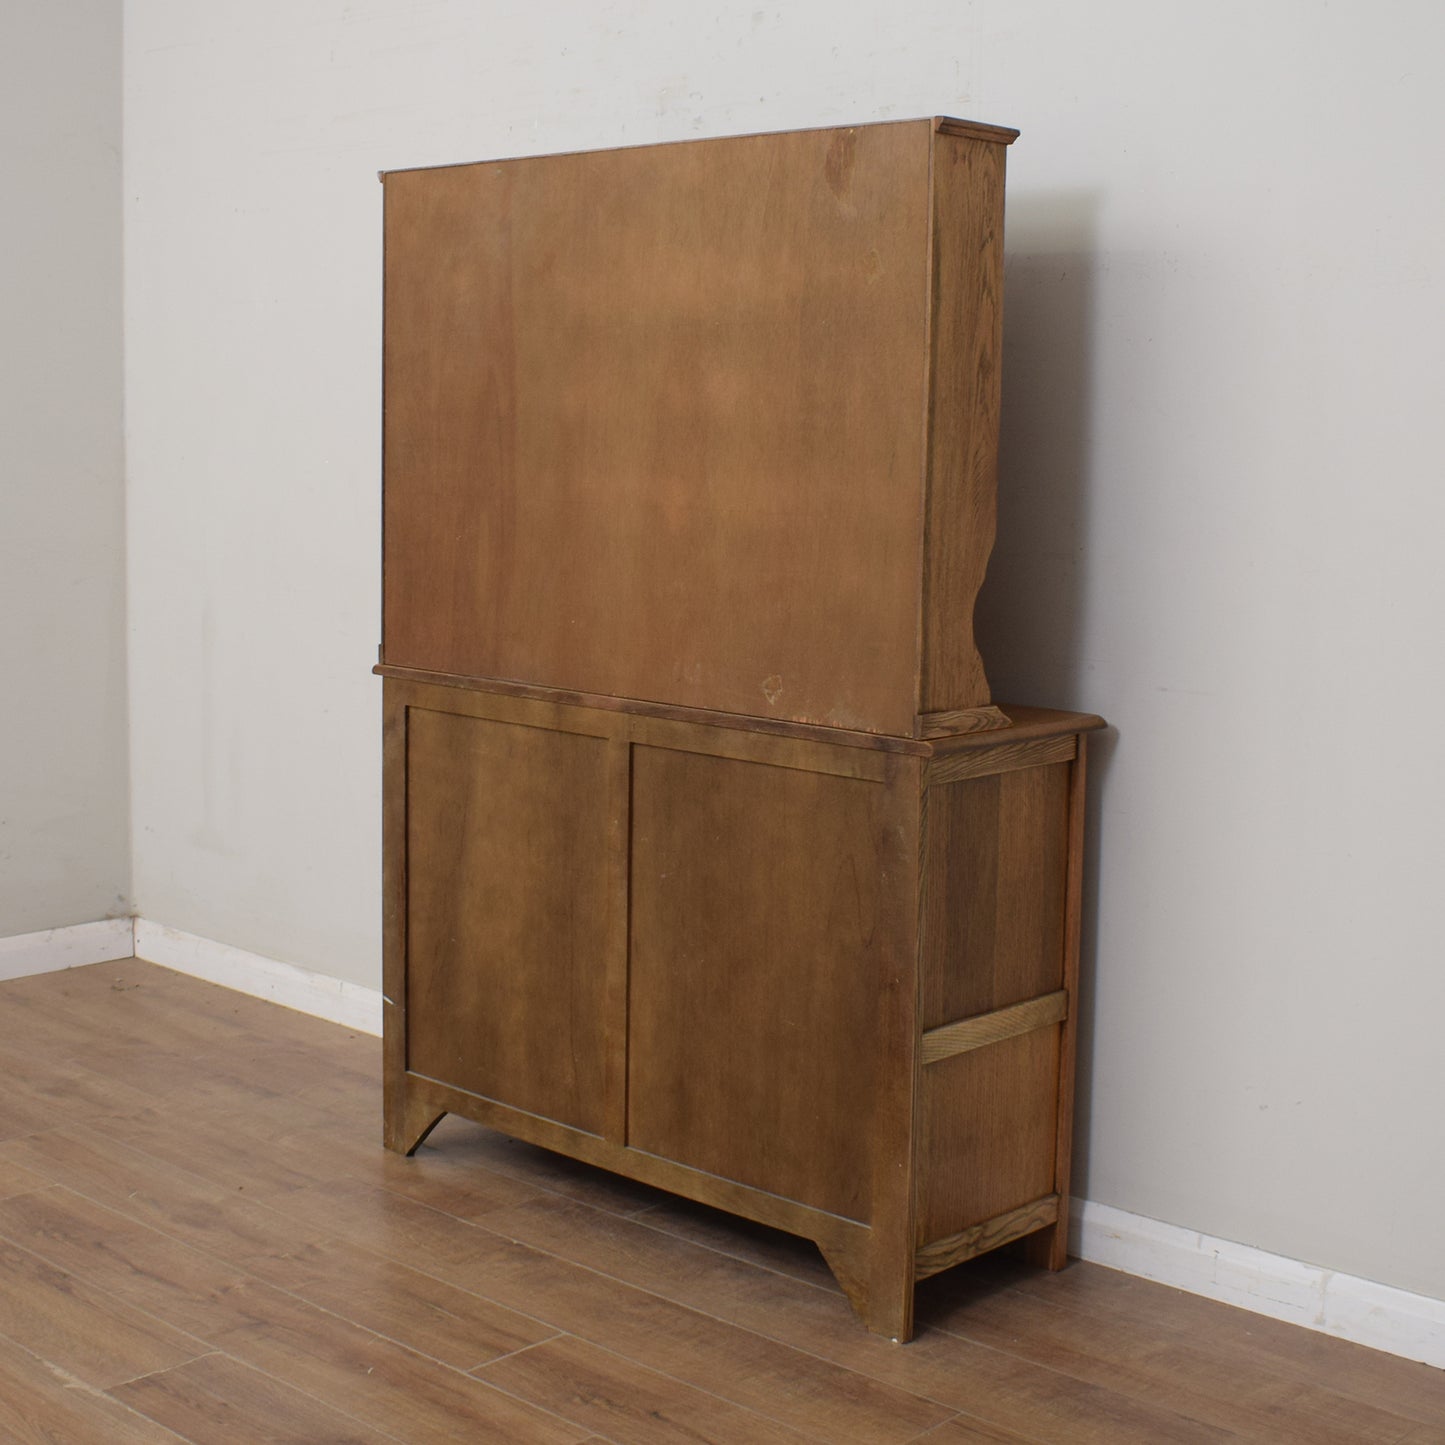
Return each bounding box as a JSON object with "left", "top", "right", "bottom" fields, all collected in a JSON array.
[{"left": 382, "top": 675, "right": 1100, "bottom": 1341}]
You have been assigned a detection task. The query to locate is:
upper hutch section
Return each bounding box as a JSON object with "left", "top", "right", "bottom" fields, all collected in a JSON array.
[{"left": 381, "top": 116, "right": 1017, "bottom": 738}]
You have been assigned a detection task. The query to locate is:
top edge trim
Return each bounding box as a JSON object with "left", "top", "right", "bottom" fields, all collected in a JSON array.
[{"left": 378, "top": 115, "right": 1015, "bottom": 179}]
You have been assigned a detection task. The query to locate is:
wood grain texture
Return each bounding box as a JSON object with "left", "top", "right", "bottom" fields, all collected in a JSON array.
[
  {"left": 627, "top": 745, "right": 912, "bottom": 1223},
  {"left": 920, "top": 762, "right": 1071, "bottom": 1029},
  {"left": 0, "top": 1234, "right": 204, "bottom": 1389},
  {"left": 928, "top": 733, "right": 1076, "bottom": 785},
  {"left": 916, "top": 705, "right": 1011, "bottom": 738},
  {"left": 917, "top": 1028, "right": 1062, "bottom": 1246},
  {"left": 404, "top": 705, "right": 617, "bottom": 1135},
  {"left": 384, "top": 120, "right": 935, "bottom": 735},
  {"left": 1020, "top": 738, "right": 1089, "bottom": 1272},
  {"left": 914, "top": 1195, "right": 1060, "bottom": 1279},
  {"left": 376, "top": 663, "right": 935, "bottom": 755},
  {"left": 384, "top": 684, "right": 1094, "bottom": 1336},
  {"left": 0, "top": 961, "right": 1434, "bottom": 1444},
  {"left": 921, "top": 990, "right": 1068, "bottom": 1066},
  {"left": 110, "top": 1353, "right": 398, "bottom": 1445},
  {"left": 0, "top": 1157, "right": 48, "bottom": 1200},
  {"left": 927, "top": 703, "right": 1105, "bottom": 756},
  {"left": 918, "top": 131, "right": 1009, "bottom": 715},
  {"left": 475, "top": 1333, "right": 825, "bottom": 1444},
  {"left": 0, "top": 1333, "right": 184, "bottom": 1445}
]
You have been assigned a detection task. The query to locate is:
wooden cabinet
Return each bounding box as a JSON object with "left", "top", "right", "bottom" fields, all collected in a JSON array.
[{"left": 378, "top": 118, "right": 1103, "bottom": 1341}]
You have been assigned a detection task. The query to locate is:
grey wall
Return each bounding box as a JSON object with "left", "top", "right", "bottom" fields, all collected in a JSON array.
[{"left": 0, "top": 2, "right": 129, "bottom": 935}]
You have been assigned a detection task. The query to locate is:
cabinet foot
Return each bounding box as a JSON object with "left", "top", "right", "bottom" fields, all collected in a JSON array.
[
  {"left": 817, "top": 1236, "right": 916, "bottom": 1343},
  {"left": 1014, "top": 1213, "right": 1070, "bottom": 1271},
  {"left": 384, "top": 1081, "right": 446, "bottom": 1156}
]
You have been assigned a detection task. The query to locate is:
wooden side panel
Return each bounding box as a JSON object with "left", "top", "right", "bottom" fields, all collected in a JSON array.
[
  {"left": 916, "top": 1027, "right": 1061, "bottom": 1245},
  {"left": 918, "top": 130, "right": 1009, "bottom": 715},
  {"left": 383, "top": 121, "right": 932, "bottom": 735},
  {"left": 920, "top": 761, "right": 1070, "bottom": 1030},
  {"left": 627, "top": 748, "right": 911, "bottom": 1222},
  {"left": 403, "top": 707, "right": 618, "bottom": 1135}
]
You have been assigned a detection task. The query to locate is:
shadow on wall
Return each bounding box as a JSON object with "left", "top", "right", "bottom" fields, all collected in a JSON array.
[
  {"left": 975, "top": 189, "right": 1115, "bottom": 1204},
  {"left": 975, "top": 189, "right": 1098, "bottom": 708}
]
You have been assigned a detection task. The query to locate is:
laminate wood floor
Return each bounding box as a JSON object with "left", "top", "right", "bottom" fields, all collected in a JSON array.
[{"left": 0, "top": 959, "right": 1439, "bottom": 1444}]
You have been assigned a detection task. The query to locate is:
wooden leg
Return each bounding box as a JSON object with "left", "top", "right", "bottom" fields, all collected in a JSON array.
[
  {"left": 383, "top": 1076, "right": 446, "bottom": 1156},
  {"left": 817, "top": 1232, "right": 916, "bottom": 1343},
  {"left": 1015, "top": 1209, "right": 1070, "bottom": 1271}
]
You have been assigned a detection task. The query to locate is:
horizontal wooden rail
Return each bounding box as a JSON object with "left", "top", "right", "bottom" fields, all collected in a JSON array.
[
  {"left": 927, "top": 733, "right": 1076, "bottom": 786},
  {"left": 921, "top": 989, "right": 1068, "bottom": 1066},
  {"left": 915, "top": 1194, "right": 1060, "bottom": 1279}
]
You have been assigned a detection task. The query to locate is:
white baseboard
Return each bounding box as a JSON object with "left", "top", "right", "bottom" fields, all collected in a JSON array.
[
  {"left": 132, "top": 918, "right": 382, "bottom": 1036},
  {"left": 0, "top": 917, "right": 135, "bottom": 982},
  {"left": 1071, "top": 1198, "right": 1445, "bottom": 1369}
]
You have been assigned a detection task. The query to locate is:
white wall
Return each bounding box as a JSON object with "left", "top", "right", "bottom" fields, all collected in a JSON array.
[
  {"left": 124, "top": 0, "right": 1445, "bottom": 1304},
  {"left": 0, "top": 2, "right": 128, "bottom": 936}
]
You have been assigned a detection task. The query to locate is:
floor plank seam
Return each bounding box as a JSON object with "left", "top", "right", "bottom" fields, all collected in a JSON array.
[
  {"left": 0, "top": 1333, "right": 199, "bottom": 1443},
  {"left": 474, "top": 1330, "right": 859, "bottom": 1445},
  {"left": 466, "top": 1331, "right": 566, "bottom": 1373},
  {"left": 443, "top": 1212, "right": 1289, "bottom": 1444},
  {"left": 112, "top": 1348, "right": 418, "bottom": 1445},
  {"left": 0, "top": 1219, "right": 224, "bottom": 1359},
  {"left": 104, "top": 1347, "right": 224, "bottom": 1391},
  {"left": 438, "top": 1215, "right": 970, "bottom": 1436},
  {"left": 291, "top": 1196, "right": 937, "bottom": 1444},
  {"left": 0, "top": 1174, "right": 528, "bottom": 1439}
]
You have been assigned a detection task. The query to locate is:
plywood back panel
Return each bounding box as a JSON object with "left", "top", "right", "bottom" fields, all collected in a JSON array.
[
  {"left": 404, "top": 706, "right": 616, "bottom": 1134},
  {"left": 626, "top": 745, "right": 912, "bottom": 1221},
  {"left": 383, "top": 121, "right": 933, "bottom": 735}
]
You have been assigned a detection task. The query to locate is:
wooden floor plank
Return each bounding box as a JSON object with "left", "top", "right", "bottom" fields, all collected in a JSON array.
[
  {"left": 907, "top": 1421, "right": 1046, "bottom": 1445},
  {"left": 0, "top": 1155, "right": 50, "bottom": 1200},
  {"left": 0, "top": 1334, "right": 189, "bottom": 1444},
  {"left": 240, "top": 1237, "right": 561, "bottom": 1369},
  {"left": 0, "top": 1043, "right": 156, "bottom": 1142},
  {"left": 917, "top": 1271, "right": 1424, "bottom": 1444},
  {"left": 927, "top": 1253, "right": 1445, "bottom": 1433},
  {"left": 0, "top": 1183, "right": 290, "bottom": 1340},
  {"left": 475, "top": 1333, "right": 836, "bottom": 1443},
  {"left": 100, "top": 1093, "right": 550, "bottom": 1223},
  {"left": 0, "top": 960, "right": 1435, "bottom": 1445},
  {"left": 190, "top": 1282, "right": 592, "bottom": 1445},
  {"left": 468, "top": 1191, "right": 1241, "bottom": 1445},
  {"left": 264, "top": 1180, "right": 954, "bottom": 1444},
  {"left": 419, "top": 1114, "right": 676, "bottom": 1217},
  {"left": 110, "top": 1352, "right": 403, "bottom": 1444},
  {"left": 908, "top": 1420, "right": 1042, "bottom": 1445},
  {"left": 0, "top": 1182, "right": 588, "bottom": 1444},
  {"left": 0, "top": 1235, "right": 206, "bottom": 1390},
  {"left": 0, "top": 1126, "right": 338, "bottom": 1268}
]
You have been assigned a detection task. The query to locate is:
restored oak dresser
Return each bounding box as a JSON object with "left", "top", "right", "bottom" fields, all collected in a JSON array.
[{"left": 377, "top": 116, "right": 1103, "bottom": 1340}]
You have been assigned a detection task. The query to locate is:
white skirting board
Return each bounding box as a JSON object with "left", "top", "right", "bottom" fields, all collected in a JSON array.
[
  {"left": 0, "top": 917, "right": 134, "bottom": 982},
  {"left": 132, "top": 918, "right": 383, "bottom": 1037},
  {"left": 2, "top": 919, "right": 1441, "bottom": 1368},
  {"left": 1071, "top": 1198, "right": 1445, "bottom": 1369}
]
